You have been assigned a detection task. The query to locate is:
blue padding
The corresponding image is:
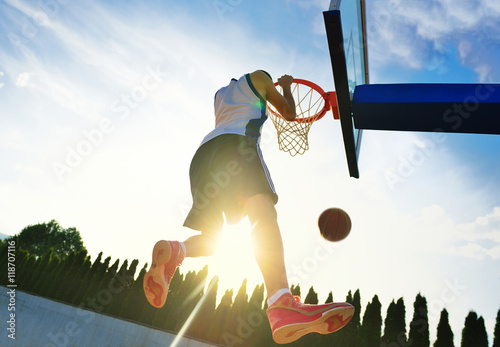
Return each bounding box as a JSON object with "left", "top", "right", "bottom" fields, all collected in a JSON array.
[{"left": 352, "top": 84, "right": 500, "bottom": 134}]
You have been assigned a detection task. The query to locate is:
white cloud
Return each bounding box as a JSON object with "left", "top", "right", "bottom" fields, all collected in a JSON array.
[
  {"left": 367, "top": 0, "right": 500, "bottom": 81},
  {"left": 15, "top": 72, "right": 33, "bottom": 87},
  {"left": 14, "top": 164, "right": 44, "bottom": 176},
  {"left": 413, "top": 205, "right": 500, "bottom": 260}
]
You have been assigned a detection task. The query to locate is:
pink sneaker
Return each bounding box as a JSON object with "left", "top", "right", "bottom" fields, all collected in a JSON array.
[
  {"left": 267, "top": 293, "right": 354, "bottom": 344},
  {"left": 143, "top": 240, "right": 185, "bottom": 308}
]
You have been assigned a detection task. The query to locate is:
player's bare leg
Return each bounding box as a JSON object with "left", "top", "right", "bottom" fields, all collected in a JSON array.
[
  {"left": 143, "top": 232, "right": 221, "bottom": 308},
  {"left": 245, "top": 193, "right": 289, "bottom": 298},
  {"left": 183, "top": 232, "right": 221, "bottom": 257},
  {"left": 246, "top": 193, "right": 354, "bottom": 344}
]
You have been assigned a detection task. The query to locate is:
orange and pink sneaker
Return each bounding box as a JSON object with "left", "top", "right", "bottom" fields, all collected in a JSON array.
[
  {"left": 267, "top": 293, "right": 354, "bottom": 344},
  {"left": 143, "top": 240, "right": 185, "bottom": 308}
]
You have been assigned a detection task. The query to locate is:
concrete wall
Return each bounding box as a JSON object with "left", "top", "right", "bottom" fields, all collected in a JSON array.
[{"left": 1, "top": 286, "right": 221, "bottom": 346}]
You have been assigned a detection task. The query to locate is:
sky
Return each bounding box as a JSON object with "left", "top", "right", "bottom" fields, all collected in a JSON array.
[{"left": 1, "top": 0, "right": 500, "bottom": 345}]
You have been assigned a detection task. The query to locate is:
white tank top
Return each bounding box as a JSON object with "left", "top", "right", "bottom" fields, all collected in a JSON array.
[{"left": 201, "top": 73, "right": 268, "bottom": 146}]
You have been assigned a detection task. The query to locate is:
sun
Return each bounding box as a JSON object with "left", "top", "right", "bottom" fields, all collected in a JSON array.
[{"left": 205, "top": 219, "right": 265, "bottom": 295}]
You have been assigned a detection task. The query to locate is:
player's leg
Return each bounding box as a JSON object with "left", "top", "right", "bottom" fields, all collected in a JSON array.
[
  {"left": 183, "top": 227, "right": 222, "bottom": 257},
  {"left": 245, "top": 193, "right": 288, "bottom": 298},
  {"left": 143, "top": 223, "right": 222, "bottom": 309},
  {"left": 246, "top": 194, "right": 355, "bottom": 344}
]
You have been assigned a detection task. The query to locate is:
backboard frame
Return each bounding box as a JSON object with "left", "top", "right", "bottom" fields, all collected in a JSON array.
[{"left": 324, "top": 0, "right": 368, "bottom": 179}]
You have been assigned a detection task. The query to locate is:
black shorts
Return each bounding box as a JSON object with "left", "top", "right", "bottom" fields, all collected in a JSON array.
[{"left": 183, "top": 134, "right": 278, "bottom": 233}]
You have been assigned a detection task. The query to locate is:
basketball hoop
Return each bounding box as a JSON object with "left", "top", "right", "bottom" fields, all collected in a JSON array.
[{"left": 268, "top": 79, "right": 338, "bottom": 156}]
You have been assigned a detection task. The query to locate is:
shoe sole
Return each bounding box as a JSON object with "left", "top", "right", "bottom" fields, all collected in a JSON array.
[
  {"left": 272, "top": 305, "right": 354, "bottom": 344},
  {"left": 143, "top": 240, "right": 172, "bottom": 308}
]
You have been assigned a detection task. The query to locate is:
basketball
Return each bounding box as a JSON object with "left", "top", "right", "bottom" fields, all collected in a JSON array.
[{"left": 318, "top": 208, "right": 351, "bottom": 242}]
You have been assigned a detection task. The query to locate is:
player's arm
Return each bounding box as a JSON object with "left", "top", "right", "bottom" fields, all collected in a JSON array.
[
  {"left": 250, "top": 71, "right": 296, "bottom": 121},
  {"left": 265, "top": 74, "right": 296, "bottom": 121}
]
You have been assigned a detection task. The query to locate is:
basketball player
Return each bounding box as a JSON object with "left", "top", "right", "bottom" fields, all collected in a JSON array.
[{"left": 143, "top": 70, "right": 354, "bottom": 344}]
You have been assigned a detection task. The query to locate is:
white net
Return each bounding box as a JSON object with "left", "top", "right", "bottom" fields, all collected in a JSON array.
[{"left": 267, "top": 81, "right": 328, "bottom": 156}]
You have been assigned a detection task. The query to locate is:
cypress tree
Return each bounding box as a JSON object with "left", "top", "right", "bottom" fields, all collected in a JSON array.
[
  {"left": 461, "top": 311, "right": 488, "bottom": 347},
  {"left": 223, "top": 279, "right": 249, "bottom": 341},
  {"left": 82, "top": 255, "right": 111, "bottom": 311},
  {"left": 121, "top": 264, "right": 149, "bottom": 323},
  {"left": 40, "top": 254, "right": 61, "bottom": 299},
  {"left": 0, "top": 242, "right": 7, "bottom": 283},
  {"left": 461, "top": 311, "right": 477, "bottom": 347},
  {"left": 74, "top": 252, "right": 103, "bottom": 305},
  {"left": 409, "top": 293, "right": 430, "bottom": 347},
  {"left": 210, "top": 289, "right": 234, "bottom": 345},
  {"left": 342, "top": 289, "right": 361, "bottom": 347},
  {"left": 358, "top": 295, "right": 382, "bottom": 347},
  {"left": 30, "top": 248, "right": 54, "bottom": 295},
  {"left": 171, "top": 270, "right": 198, "bottom": 331},
  {"left": 152, "top": 267, "right": 183, "bottom": 329},
  {"left": 434, "top": 309, "right": 454, "bottom": 347},
  {"left": 5, "top": 248, "right": 28, "bottom": 288},
  {"left": 52, "top": 250, "right": 77, "bottom": 299},
  {"left": 181, "top": 266, "right": 210, "bottom": 338},
  {"left": 60, "top": 250, "right": 89, "bottom": 303},
  {"left": 476, "top": 316, "right": 489, "bottom": 347},
  {"left": 382, "top": 297, "right": 407, "bottom": 346},
  {"left": 494, "top": 308, "right": 500, "bottom": 347},
  {"left": 188, "top": 276, "right": 219, "bottom": 340},
  {"left": 245, "top": 284, "right": 271, "bottom": 347},
  {"left": 304, "top": 286, "right": 318, "bottom": 304},
  {"left": 17, "top": 252, "right": 36, "bottom": 290},
  {"left": 325, "top": 291, "right": 333, "bottom": 303},
  {"left": 104, "top": 259, "right": 130, "bottom": 315},
  {"left": 69, "top": 255, "right": 92, "bottom": 305}
]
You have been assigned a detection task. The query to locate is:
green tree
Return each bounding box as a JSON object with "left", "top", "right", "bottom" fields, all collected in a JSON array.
[
  {"left": 358, "top": 295, "right": 382, "bottom": 347},
  {"left": 245, "top": 284, "right": 271, "bottom": 347},
  {"left": 29, "top": 248, "right": 54, "bottom": 294},
  {"left": 188, "top": 276, "right": 219, "bottom": 340},
  {"left": 7, "top": 220, "right": 85, "bottom": 258},
  {"left": 17, "top": 253, "right": 36, "bottom": 289},
  {"left": 343, "top": 289, "right": 361, "bottom": 347},
  {"left": 74, "top": 252, "right": 103, "bottom": 305},
  {"left": 222, "top": 279, "right": 249, "bottom": 345},
  {"left": 382, "top": 297, "right": 407, "bottom": 346},
  {"left": 104, "top": 259, "right": 132, "bottom": 315},
  {"left": 291, "top": 283, "right": 301, "bottom": 297},
  {"left": 121, "top": 263, "right": 150, "bottom": 323},
  {"left": 209, "top": 289, "right": 234, "bottom": 344},
  {"left": 461, "top": 311, "right": 488, "bottom": 347},
  {"left": 409, "top": 293, "right": 430, "bottom": 347},
  {"left": 39, "top": 254, "right": 61, "bottom": 298},
  {"left": 59, "top": 250, "right": 89, "bottom": 302},
  {"left": 304, "top": 286, "right": 318, "bottom": 304},
  {"left": 434, "top": 309, "right": 454, "bottom": 347},
  {"left": 325, "top": 291, "right": 333, "bottom": 303},
  {"left": 494, "top": 308, "right": 500, "bottom": 347},
  {"left": 151, "top": 267, "right": 184, "bottom": 329}
]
